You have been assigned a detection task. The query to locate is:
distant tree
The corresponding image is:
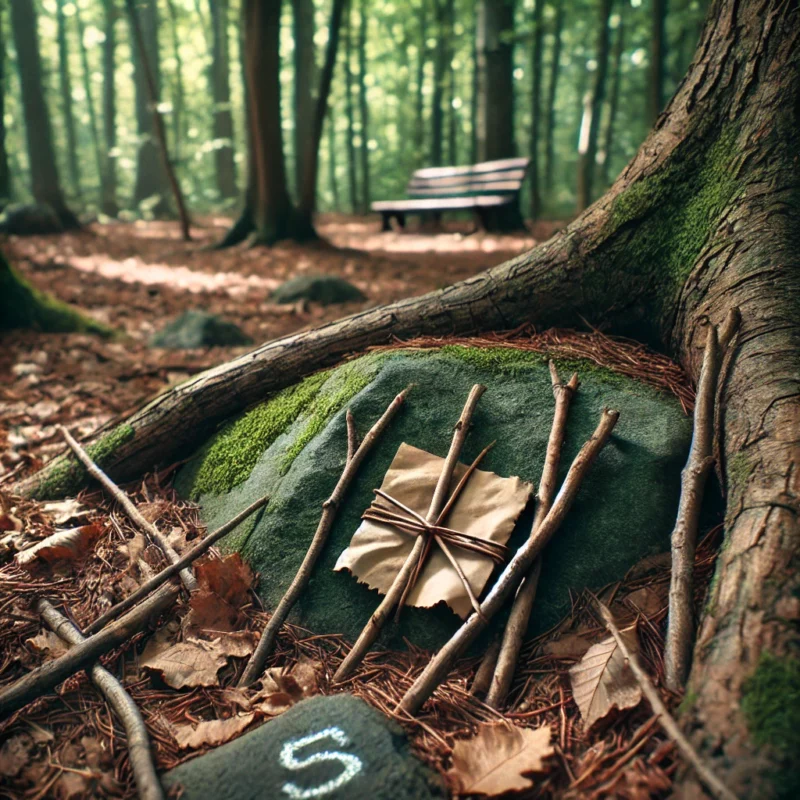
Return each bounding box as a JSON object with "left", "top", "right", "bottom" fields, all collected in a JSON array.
[
  {"left": 529, "top": 0, "right": 545, "bottom": 218},
  {"left": 165, "top": 0, "right": 186, "bottom": 163},
  {"left": 292, "top": 0, "right": 316, "bottom": 198},
  {"left": 446, "top": 0, "right": 457, "bottom": 165},
  {"left": 357, "top": 0, "right": 370, "bottom": 210},
  {"left": 543, "top": 0, "right": 564, "bottom": 196},
  {"left": 101, "top": 0, "right": 119, "bottom": 216},
  {"left": 600, "top": 17, "right": 624, "bottom": 186},
  {"left": 576, "top": 0, "right": 612, "bottom": 212},
  {"left": 344, "top": 2, "right": 358, "bottom": 211},
  {"left": 208, "top": 0, "right": 237, "bottom": 200},
  {"left": 414, "top": 0, "right": 428, "bottom": 163},
  {"left": 430, "top": 0, "right": 449, "bottom": 166},
  {"left": 649, "top": 0, "right": 667, "bottom": 124},
  {"left": 327, "top": 116, "right": 339, "bottom": 210},
  {"left": 56, "top": 0, "right": 81, "bottom": 196},
  {"left": 0, "top": 8, "right": 10, "bottom": 209},
  {"left": 9, "top": 0, "right": 79, "bottom": 228}
]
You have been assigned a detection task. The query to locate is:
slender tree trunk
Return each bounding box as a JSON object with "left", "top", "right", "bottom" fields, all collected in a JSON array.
[
  {"left": 165, "top": 0, "right": 185, "bottom": 164},
  {"left": 345, "top": 3, "right": 358, "bottom": 213},
  {"left": 576, "top": 0, "right": 612, "bottom": 212},
  {"left": 101, "top": 0, "right": 118, "bottom": 216},
  {"left": 414, "top": 0, "right": 428, "bottom": 163},
  {"left": 600, "top": 18, "right": 624, "bottom": 187},
  {"left": 357, "top": 0, "right": 370, "bottom": 212},
  {"left": 9, "top": 0, "right": 79, "bottom": 228},
  {"left": 529, "top": 0, "right": 545, "bottom": 219},
  {"left": 430, "top": 0, "right": 447, "bottom": 167},
  {"left": 209, "top": 0, "right": 237, "bottom": 199},
  {"left": 470, "top": 12, "right": 478, "bottom": 164},
  {"left": 446, "top": 0, "right": 457, "bottom": 165},
  {"left": 20, "top": 4, "right": 800, "bottom": 795},
  {"left": 327, "top": 115, "right": 339, "bottom": 210},
  {"left": 56, "top": 0, "right": 81, "bottom": 197},
  {"left": 75, "top": 5, "right": 106, "bottom": 206},
  {"left": 292, "top": 0, "right": 315, "bottom": 199},
  {"left": 649, "top": 0, "right": 668, "bottom": 124},
  {"left": 0, "top": 9, "right": 10, "bottom": 209},
  {"left": 544, "top": 0, "right": 564, "bottom": 195},
  {"left": 295, "top": 0, "right": 346, "bottom": 229}
]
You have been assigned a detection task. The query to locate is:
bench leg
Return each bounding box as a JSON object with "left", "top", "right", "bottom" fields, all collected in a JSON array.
[
  {"left": 380, "top": 212, "right": 392, "bottom": 232},
  {"left": 475, "top": 208, "right": 489, "bottom": 232},
  {"left": 396, "top": 212, "right": 406, "bottom": 229}
]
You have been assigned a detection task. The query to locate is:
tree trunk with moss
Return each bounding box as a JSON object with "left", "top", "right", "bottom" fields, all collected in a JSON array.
[{"left": 17, "top": 0, "right": 800, "bottom": 793}]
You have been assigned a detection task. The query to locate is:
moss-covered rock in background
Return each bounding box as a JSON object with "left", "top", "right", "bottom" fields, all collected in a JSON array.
[
  {"left": 150, "top": 310, "right": 253, "bottom": 349},
  {"left": 175, "top": 346, "right": 691, "bottom": 650},
  {"left": 270, "top": 274, "right": 366, "bottom": 305}
]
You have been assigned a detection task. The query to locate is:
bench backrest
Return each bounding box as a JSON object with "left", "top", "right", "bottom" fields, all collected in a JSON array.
[{"left": 406, "top": 157, "right": 530, "bottom": 199}]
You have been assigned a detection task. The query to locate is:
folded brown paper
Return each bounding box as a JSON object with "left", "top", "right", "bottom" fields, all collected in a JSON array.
[{"left": 335, "top": 443, "right": 533, "bottom": 618}]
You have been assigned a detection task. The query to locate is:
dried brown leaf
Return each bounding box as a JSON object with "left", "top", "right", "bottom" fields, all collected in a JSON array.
[
  {"left": 15, "top": 524, "right": 103, "bottom": 568},
  {"left": 141, "top": 639, "right": 228, "bottom": 689},
  {"left": 448, "top": 724, "right": 553, "bottom": 795},
  {"left": 569, "top": 625, "right": 643, "bottom": 728},
  {"left": 0, "top": 733, "right": 34, "bottom": 778},
  {"left": 542, "top": 633, "right": 592, "bottom": 660},
  {"left": 182, "top": 589, "right": 241, "bottom": 636},
  {"left": 171, "top": 713, "right": 256, "bottom": 750},
  {"left": 26, "top": 630, "right": 70, "bottom": 660},
  {"left": 195, "top": 553, "right": 254, "bottom": 606},
  {"left": 625, "top": 586, "right": 667, "bottom": 617},
  {"left": 41, "top": 498, "right": 90, "bottom": 525}
]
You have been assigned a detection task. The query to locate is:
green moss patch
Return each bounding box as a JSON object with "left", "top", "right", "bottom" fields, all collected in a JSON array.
[{"left": 177, "top": 347, "right": 691, "bottom": 650}]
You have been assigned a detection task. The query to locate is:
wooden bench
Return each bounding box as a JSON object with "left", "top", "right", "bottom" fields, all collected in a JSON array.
[{"left": 371, "top": 157, "right": 530, "bottom": 232}]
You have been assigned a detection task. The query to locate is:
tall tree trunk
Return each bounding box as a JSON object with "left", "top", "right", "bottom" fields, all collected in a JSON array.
[
  {"left": 344, "top": 3, "right": 358, "bottom": 213},
  {"left": 20, "top": 3, "right": 800, "bottom": 795},
  {"left": 292, "top": 0, "right": 315, "bottom": 199},
  {"left": 165, "top": 0, "right": 185, "bottom": 165},
  {"left": 75, "top": 4, "right": 106, "bottom": 207},
  {"left": 129, "top": 0, "right": 169, "bottom": 212},
  {"left": 529, "top": 0, "right": 544, "bottom": 219},
  {"left": 327, "top": 115, "right": 339, "bottom": 210},
  {"left": 470, "top": 12, "right": 478, "bottom": 164},
  {"left": 543, "top": 0, "right": 564, "bottom": 195},
  {"left": 576, "top": 0, "right": 612, "bottom": 212},
  {"left": 56, "top": 0, "right": 81, "bottom": 197},
  {"left": 446, "top": 0, "right": 457, "bottom": 165},
  {"left": 295, "top": 0, "right": 346, "bottom": 228},
  {"left": 600, "top": 18, "right": 624, "bottom": 187},
  {"left": 0, "top": 9, "right": 10, "bottom": 209},
  {"left": 208, "top": 0, "right": 237, "bottom": 200},
  {"left": 476, "top": 0, "right": 522, "bottom": 228},
  {"left": 9, "top": 0, "right": 79, "bottom": 228},
  {"left": 101, "top": 0, "right": 118, "bottom": 216},
  {"left": 648, "top": 0, "right": 668, "bottom": 124},
  {"left": 414, "top": 0, "right": 428, "bottom": 163},
  {"left": 357, "top": 0, "right": 370, "bottom": 212},
  {"left": 430, "top": 0, "right": 448, "bottom": 167}
]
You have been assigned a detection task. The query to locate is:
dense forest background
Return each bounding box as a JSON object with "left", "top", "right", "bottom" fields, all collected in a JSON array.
[{"left": 0, "top": 0, "right": 709, "bottom": 225}]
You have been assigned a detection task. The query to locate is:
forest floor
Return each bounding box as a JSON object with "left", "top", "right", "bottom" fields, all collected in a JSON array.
[{"left": 0, "top": 215, "right": 711, "bottom": 799}]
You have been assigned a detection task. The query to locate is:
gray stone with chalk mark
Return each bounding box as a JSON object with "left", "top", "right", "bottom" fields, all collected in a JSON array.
[{"left": 162, "top": 694, "right": 444, "bottom": 800}]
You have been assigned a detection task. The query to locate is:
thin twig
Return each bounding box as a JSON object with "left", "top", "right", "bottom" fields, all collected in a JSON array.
[
  {"left": 0, "top": 584, "right": 178, "bottom": 720},
  {"left": 664, "top": 322, "right": 723, "bottom": 690},
  {"left": 38, "top": 600, "right": 164, "bottom": 800},
  {"left": 713, "top": 309, "right": 742, "bottom": 491},
  {"left": 346, "top": 409, "right": 358, "bottom": 462},
  {"left": 333, "top": 384, "right": 487, "bottom": 683},
  {"left": 60, "top": 426, "right": 197, "bottom": 592},
  {"left": 596, "top": 600, "right": 739, "bottom": 800},
  {"left": 470, "top": 633, "right": 501, "bottom": 696},
  {"left": 238, "top": 386, "right": 412, "bottom": 687},
  {"left": 84, "top": 495, "right": 269, "bottom": 635},
  {"left": 486, "top": 364, "right": 579, "bottom": 708},
  {"left": 397, "top": 408, "right": 619, "bottom": 715}
]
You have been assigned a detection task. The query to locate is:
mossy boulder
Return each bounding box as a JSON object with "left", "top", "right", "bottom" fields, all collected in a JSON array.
[
  {"left": 0, "top": 203, "right": 63, "bottom": 236},
  {"left": 162, "top": 694, "right": 444, "bottom": 800},
  {"left": 150, "top": 310, "right": 252, "bottom": 349},
  {"left": 270, "top": 274, "right": 366, "bottom": 305},
  {"left": 175, "top": 346, "right": 691, "bottom": 650}
]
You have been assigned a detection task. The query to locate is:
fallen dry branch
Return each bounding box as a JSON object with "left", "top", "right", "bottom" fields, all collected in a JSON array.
[
  {"left": 238, "top": 386, "right": 412, "bottom": 687},
  {"left": 398, "top": 407, "right": 619, "bottom": 715},
  {"left": 597, "top": 600, "right": 738, "bottom": 800},
  {"left": 664, "top": 316, "right": 731, "bottom": 690},
  {"left": 61, "top": 426, "right": 197, "bottom": 592},
  {"left": 38, "top": 600, "right": 165, "bottom": 800},
  {"left": 333, "top": 384, "right": 487, "bottom": 683},
  {"left": 0, "top": 582, "right": 178, "bottom": 720},
  {"left": 84, "top": 494, "right": 269, "bottom": 635},
  {"left": 486, "top": 363, "right": 579, "bottom": 708}
]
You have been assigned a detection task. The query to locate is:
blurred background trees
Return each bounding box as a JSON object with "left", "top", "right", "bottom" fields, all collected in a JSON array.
[{"left": 0, "top": 0, "right": 708, "bottom": 223}]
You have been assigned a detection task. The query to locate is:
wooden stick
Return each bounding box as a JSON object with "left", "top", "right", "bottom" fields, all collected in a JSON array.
[
  {"left": 333, "top": 384, "right": 487, "bottom": 683},
  {"left": 486, "top": 364, "right": 579, "bottom": 708},
  {"left": 238, "top": 386, "right": 412, "bottom": 687},
  {"left": 664, "top": 322, "right": 723, "bottom": 690},
  {"left": 60, "top": 426, "right": 197, "bottom": 592},
  {"left": 469, "top": 633, "right": 501, "bottom": 697},
  {"left": 0, "top": 583, "right": 178, "bottom": 720},
  {"left": 84, "top": 495, "right": 269, "bottom": 635},
  {"left": 596, "top": 600, "right": 739, "bottom": 800},
  {"left": 38, "top": 600, "right": 164, "bottom": 800},
  {"left": 397, "top": 408, "right": 619, "bottom": 715},
  {"left": 346, "top": 408, "right": 358, "bottom": 462}
]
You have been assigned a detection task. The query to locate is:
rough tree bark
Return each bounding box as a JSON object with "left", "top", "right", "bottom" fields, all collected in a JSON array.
[
  {"left": 18, "top": 0, "right": 800, "bottom": 794},
  {"left": 9, "top": 0, "right": 79, "bottom": 229},
  {"left": 209, "top": 0, "right": 237, "bottom": 199}
]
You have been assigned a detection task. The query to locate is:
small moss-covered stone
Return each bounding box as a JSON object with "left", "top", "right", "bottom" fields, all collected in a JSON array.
[
  {"left": 150, "top": 310, "right": 253, "bottom": 349},
  {"left": 0, "top": 203, "right": 63, "bottom": 236},
  {"left": 271, "top": 274, "right": 366, "bottom": 305},
  {"left": 176, "top": 347, "right": 691, "bottom": 651},
  {"left": 162, "top": 694, "right": 444, "bottom": 800}
]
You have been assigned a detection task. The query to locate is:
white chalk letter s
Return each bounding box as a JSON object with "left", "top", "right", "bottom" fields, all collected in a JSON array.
[{"left": 279, "top": 726, "right": 364, "bottom": 799}]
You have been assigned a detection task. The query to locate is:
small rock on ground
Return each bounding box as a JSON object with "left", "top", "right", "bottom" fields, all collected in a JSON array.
[
  {"left": 270, "top": 274, "right": 366, "bottom": 306},
  {"left": 150, "top": 310, "right": 253, "bottom": 348}
]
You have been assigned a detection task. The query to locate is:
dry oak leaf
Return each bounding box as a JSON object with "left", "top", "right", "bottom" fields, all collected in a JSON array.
[
  {"left": 569, "top": 624, "right": 643, "bottom": 728},
  {"left": 170, "top": 713, "right": 256, "bottom": 750},
  {"left": 195, "top": 553, "right": 254, "bottom": 607},
  {"left": 542, "top": 633, "right": 592, "bottom": 660},
  {"left": 15, "top": 524, "right": 103, "bottom": 568},
  {"left": 41, "top": 498, "right": 90, "bottom": 526},
  {"left": 141, "top": 639, "right": 228, "bottom": 689},
  {"left": 448, "top": 724, "right": 553, "bottom": 796}
]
